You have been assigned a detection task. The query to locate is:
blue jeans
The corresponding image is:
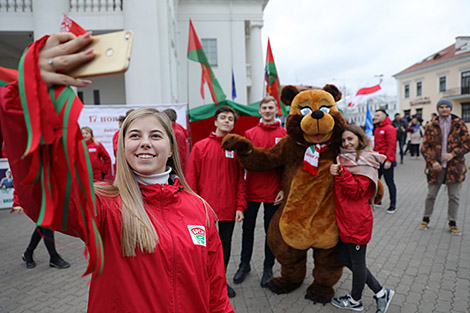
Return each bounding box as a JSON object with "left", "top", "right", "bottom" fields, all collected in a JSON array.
[{"left": 379, "top": 162, "right": 397, "bottom": 207}]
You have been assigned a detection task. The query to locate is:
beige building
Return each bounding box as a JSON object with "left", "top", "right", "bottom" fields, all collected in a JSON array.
[{"left": 394, "top": 36, "right": 470, "bottom": 124}]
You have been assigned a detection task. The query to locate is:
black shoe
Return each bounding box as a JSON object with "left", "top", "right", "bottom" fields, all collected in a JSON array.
[
  {"left": 233, "top": 263, "right": 251, "bottom": 284},
  {"left": 22, "top": 252, "right": 36, "bottom": 269},
  {"left": 260, "top": 268, "right": 273, "bottom": 288},
  {"left": 50, "top": 255, "right": 70, "bottom": 269},
  {"left": 386, "top": 206, "right": 396, "bottom": 214},
  {"left": 227, "top": 284, "right": 236, "bottom": 298}
]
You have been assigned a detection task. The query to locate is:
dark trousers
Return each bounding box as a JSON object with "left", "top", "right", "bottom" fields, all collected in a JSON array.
[
  {"left": 379, "top": 162, "right": 397, "bottom": 207},
  {"left": 217, "top": 221, "right": 235, "bottom": 271},
  {"left": 26, "top": 227, "right": 58, "bottom": 258},
  {"left": 409, "top": 144, "right": 420, "bottom": 157},
  {"left": 340, "top": 242, "right": 382, "bottom": 301},
  {"left": 240, "top": 201, "right": 278, "bottom": 269},
  {"left": 397, "top": 138, "right": 405, "bottom": 163}
]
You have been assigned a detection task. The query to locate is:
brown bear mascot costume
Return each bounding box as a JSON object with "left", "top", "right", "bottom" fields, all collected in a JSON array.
[{"left": 222, "top": 84, "right": 346, "bottom": 304}]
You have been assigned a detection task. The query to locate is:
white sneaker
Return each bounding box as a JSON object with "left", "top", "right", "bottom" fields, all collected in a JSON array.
[{"left": 374, "top": 288, "right": 394, "bottom": 313}]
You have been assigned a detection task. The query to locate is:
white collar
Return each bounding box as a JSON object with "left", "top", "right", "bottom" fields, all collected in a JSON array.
[{"left": 133, "top": 167, "right": 172, "bottom": 185}]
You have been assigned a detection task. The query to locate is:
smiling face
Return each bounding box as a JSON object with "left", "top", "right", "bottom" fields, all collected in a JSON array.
[
  {"left": 259, "top": 100, "right": 277, "bottom": 124},
  {"left": 341, "top": 130, "right": 359, "bottom": 150},
  {"left": 289, "top": 90, "right": 339, "bottom": 143},
  {"left": 81, "top": 129, "right": 92, "bottom": 141},
  {"left": 124, "top": 115, "right": 173, "bottom": 175}
]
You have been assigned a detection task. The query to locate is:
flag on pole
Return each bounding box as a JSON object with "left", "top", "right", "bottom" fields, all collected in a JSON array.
[
  {"left": 187, "top": 20, "right": 226, "bottom": 105},
  {"left": 365, "top": 102, "right": 374, "bottom": 138},
  {"left": 231, "top": 70, "right": 237, "bottom": 100},
  {"left": 60, "top": 14, "right": 87, "bottom": 36},
  {"left": 265, "top": 38, "right": 286, "bottom": 115},
  {"left": 0, "top": 66, "right": 18, "bottom": 86},
  {"left": 348, "top": 84, "right": 382, "bottom": 107}
]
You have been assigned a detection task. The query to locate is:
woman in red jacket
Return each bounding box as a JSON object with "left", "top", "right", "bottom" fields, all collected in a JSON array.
[
  {"left": 2, "top": 33, "right": 233, "bottom": 313},
  {"left": 330, "top": 125, "right": 394, "bottom": 313},
  {"left": 81, "top": 126, "right": 111, "bottom": 181}
]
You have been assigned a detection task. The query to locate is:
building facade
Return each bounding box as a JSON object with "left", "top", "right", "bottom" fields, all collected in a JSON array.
[
  {"left": 342, "top": 94, "right": 397, "bottom": 126},
  {"left": 394, "top": 36, "right": 470, "bottom": 124},
  {"left": 0, "top": 0, "right": 268, "bottom": 108}
]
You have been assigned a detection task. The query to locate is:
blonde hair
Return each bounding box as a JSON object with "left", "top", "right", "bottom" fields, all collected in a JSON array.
[
  {"left": 81, "top": 126, "right": 99, "bottom": 145},
  {"left": 95, "top": 107, "right": 210, "bottom": 257}
]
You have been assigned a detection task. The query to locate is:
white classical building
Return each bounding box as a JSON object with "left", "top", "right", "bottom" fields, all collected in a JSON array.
[{"left": 0, "top": 0, "right": 268, "bottom": 108}]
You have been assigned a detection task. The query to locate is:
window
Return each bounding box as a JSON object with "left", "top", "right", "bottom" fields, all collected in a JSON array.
[
  {"left": 77, "top": 91, "right": 84, "bottom": 103},
  {"left": 439, "top": 76, "right": 446, "bottom": 92},
  {"left": 462, "top": 102, "right": 470, "bottom": 122},
  {"left": 416, "top": 81, "right": 422, "bottom": 97},
  {"left": 201, "top": 39, "right": 217, "bottom": 66},
  {"left": 462, "top": 71, "right": 470, "bottom": 95},
  {"left": 415, "top": 108, "right": 423, "bottom": 120},
  {"left": 404, "top": 84, "right": 410, "bottom": 98},
  {"left": 93, "top": 90, "right": 100, "bottom": 105}
]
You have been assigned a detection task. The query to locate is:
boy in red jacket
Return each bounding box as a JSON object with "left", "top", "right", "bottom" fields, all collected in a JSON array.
[
  {"left": 373, "top": 109, "right": 397, "bottom": 214},
  {"left": 186, "top": 105, "right": 246, "bottom": 298},
  {"left": 232, "top": 96, "right": 286, "bottom": 288}
]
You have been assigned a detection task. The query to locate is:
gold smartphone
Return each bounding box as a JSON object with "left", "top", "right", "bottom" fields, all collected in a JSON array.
[{"left": 68, "top": 30, "right": 134, "bottom": 78}]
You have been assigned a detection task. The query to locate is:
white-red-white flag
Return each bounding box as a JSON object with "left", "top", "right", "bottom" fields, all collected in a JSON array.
[
  {"left": 348, "top": 84, "right": 382, "bottom": 107},
  {"left": 60, "top": 13, "right": 87, "bottom": 36}
]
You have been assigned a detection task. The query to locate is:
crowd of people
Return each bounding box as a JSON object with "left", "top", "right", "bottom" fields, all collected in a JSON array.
[{"left": 1, "top": 31, "right": 469, "bottom": 313}]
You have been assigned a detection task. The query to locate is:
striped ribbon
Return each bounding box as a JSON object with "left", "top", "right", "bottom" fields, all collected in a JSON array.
[{"left": 17, "top": 36, "right": 104, "bottom": 279}]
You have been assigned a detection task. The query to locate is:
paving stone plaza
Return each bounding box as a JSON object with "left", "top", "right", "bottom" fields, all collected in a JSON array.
[{"left": 1, "top": 155, "right": 469, "bottom": 313}]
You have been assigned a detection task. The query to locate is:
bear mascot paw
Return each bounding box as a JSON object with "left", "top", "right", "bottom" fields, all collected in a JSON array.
[{"left": 223, "top": 84, "right": 350, "bottom": 304}]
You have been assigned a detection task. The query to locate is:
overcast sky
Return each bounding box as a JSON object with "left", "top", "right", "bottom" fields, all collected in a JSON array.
[{"left": 261, "top": 0, "right": 470, "bottom": 98}]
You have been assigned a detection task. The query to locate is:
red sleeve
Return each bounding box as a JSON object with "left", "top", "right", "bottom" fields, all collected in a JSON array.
[
  {"left": 385, "top": 127, "right": 397, "bottom": 162},
  {"left": 13, "top": 187, "right": 20, "bottom": 207},
  {"left": 235, "top": 160, "right": 246, "bottom": 212},
  {"left": 98, "top": 142, "right": 112, "bottom": 179},
  {"left": 207, "top": 213, "right": 235, "bottom": 313},
  {"left": 186, "top": 144, "right": 201, "bottom": 193},
  {"left": 335, "top": 168, "right": 374, "bottom": 200},
  {"left": 112, "top": 131, "right": 119, "bottom": 157}
]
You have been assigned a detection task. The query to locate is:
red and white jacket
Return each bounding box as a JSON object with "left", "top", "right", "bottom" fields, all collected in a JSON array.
[
  {"left": 244, "top": 122, "right": 286, "bottom": 202},
  {"left": 85, "top": 139, "right": 111, "bottom": 182},
  {"left": 334, "top": 168, "right": 374, "bottom": 245},
  {"left": 186, "top": 133, "right": 246, "bottom": 221}
]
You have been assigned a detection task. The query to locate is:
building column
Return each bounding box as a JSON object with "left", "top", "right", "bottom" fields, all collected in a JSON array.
[
  {"left": 248, "top": 20, "right": 264, "bottom": 104},
  {"left": 123, "top": 1, "right": 163, "bottom": 104},
  {"left": 32, "top": 0, "right": 69, "bottom": 39}
]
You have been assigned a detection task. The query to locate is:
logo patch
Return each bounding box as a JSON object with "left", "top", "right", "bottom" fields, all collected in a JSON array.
[
  {"left": 225, "top": 150, "right": 234, "bottom": 158},
  {"left": 275, "top": 137, "right": 282, "bottom": 144},
  {"left": 187, "top": 225, "right": 206, "bottom": 247},
  {"left": 88, "top": 148, "right": 97, "bottom": 152}
]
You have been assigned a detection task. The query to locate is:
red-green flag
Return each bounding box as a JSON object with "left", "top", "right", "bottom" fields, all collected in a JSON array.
[
  {"left": 265, "top": 38, "right": 287, "bottom": 115},
  {"left": 0, "top": 66, "right": 18, "bottom": 86},
  {"left": 187, "top": 20, "right": 226, "bottom": 105}
]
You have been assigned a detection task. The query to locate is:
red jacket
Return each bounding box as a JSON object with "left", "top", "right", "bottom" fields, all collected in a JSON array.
[
  {"left": 334, "top": 168, "right": 374, "bottom": 245},
  {"left": 85, "top": 139, "right": 111, "bottom": 182},
  {"left": 186, "top": 133, "right": 246, "bottom": 221},
  {"left": 373, "top": 116, "right": 397, "bottom": 162},
  {"left": 244, "top": 122, "right": 286, "bottom": 202},
  {"left": 173, "top": 122, "right": 190, "bottom": 173},
  {"left": 1, "top": 80, "right": 232, "bottom": 312}
]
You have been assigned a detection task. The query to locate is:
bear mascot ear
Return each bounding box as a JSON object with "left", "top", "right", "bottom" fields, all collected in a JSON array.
[
  {"left": 323, "top": 84, "right": 342, "bottom": 102},
  {"left": 281, "top": 85, "right": 300, "bottom": 107}
]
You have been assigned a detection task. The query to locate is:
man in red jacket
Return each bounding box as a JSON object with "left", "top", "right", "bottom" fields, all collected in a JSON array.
[
  {"left": 373, "top": 109, "right": 397, "bottom": 213},
  {"left": 186, "top": 105, "right": 246, "bottom": 298},
  {"left": 163, "top": 108, "right": 190, "bottom": 173},
  {"left": 232, "top": 96, "right": 286, "bottom": 288}
]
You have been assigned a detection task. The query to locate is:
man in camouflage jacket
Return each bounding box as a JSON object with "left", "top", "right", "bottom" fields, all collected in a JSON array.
[{"left": 420, "top": 98, "right": 470, "bottom": 235}]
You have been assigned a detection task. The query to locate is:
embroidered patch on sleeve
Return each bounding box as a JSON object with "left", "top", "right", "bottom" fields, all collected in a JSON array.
[
  {"left": 187, "top": 225, "right": 206, "bottom": 247},
  {"left": 225, "top": 150, "right": 234, "bottom": 158}
]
